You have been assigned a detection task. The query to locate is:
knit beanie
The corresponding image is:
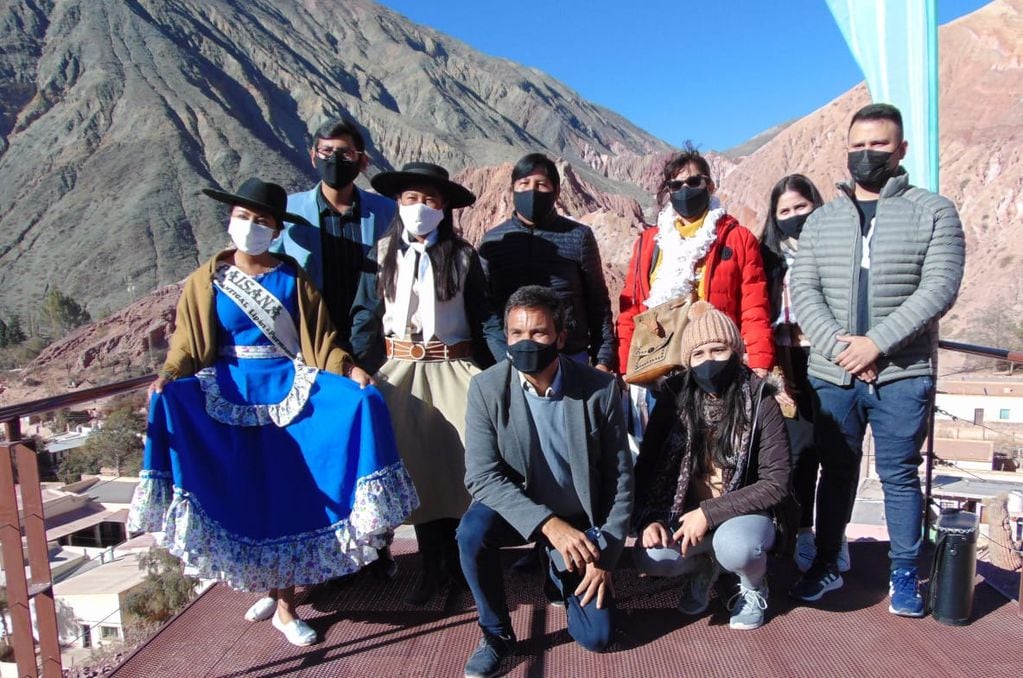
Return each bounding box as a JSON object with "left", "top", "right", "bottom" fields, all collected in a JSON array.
[{"left": 680, "top": 301, "right": 744, "bottom": 367}]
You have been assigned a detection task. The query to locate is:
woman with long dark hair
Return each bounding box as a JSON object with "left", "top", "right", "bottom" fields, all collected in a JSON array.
[
  {"left": 351, "top": 162, "right": 503, "bottom": 605},
  {"left": 760, "top": 174, "right": 850, "bottom": 574},
  {"left": 632, "top": 302, "right": 790, "bottom": 631}
]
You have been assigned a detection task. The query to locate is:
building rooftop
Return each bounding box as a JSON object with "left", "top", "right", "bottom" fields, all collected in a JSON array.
[
  {"left": 53, "top": 555, "right": 146, "bottom": 597},
  {"left": 932, "top": 473, "right": 1023, "bottom": 502},
  {"left": 44, "top": 502, "right": 127, "bottom": 542},
  {"left": 44, "top": 431, "right": 91, "bottom": 453},
  {"left": 938, "top": 380, "right": 1023, "bottom": 397},
  {"left": 81, "top": 477, "right": 139, "bottom": 505},
  {"left": 109, "top": 537, "right": 1022, "bottom": 677}
]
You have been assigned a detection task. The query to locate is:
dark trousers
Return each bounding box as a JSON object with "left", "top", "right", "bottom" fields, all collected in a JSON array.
[
  {"left": 778, "top": 345, "right": 821, "bottom": 528},
  {"left": 811, "top": 375, "right": 932, "bottom": 571},
  {"left": 456, "top": 502, "right": 615, "bottom": 652}
]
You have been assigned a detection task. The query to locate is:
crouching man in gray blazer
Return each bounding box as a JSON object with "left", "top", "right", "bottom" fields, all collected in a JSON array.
[{"left": 457, "top": 285, "right": 634, "bottom": 678}]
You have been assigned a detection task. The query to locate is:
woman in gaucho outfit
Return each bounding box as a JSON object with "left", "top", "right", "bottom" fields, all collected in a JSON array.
[
  {"left": 351, "top": 162, "right": 503, "bottom": 606},
  {"left": 129, "top": 178, "right": 417, "bottom": 646}
]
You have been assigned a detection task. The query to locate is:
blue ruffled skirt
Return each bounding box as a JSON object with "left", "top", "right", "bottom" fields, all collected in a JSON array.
[{"left": 128, "top": 357, "right": 418, "bottom": 591}]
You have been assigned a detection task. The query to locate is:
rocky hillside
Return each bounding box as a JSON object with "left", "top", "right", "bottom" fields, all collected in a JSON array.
[
  {"left": 0, "top": 0, "right": 669, "bottom": 323},
  {"left": 712, "top": 0, "right": 1023, "bottom": 343},
  {"left": 3, "top": 0, "right": 1022, "bottom": 401}
]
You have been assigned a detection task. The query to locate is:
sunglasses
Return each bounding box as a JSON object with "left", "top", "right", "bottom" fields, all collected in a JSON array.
[{"left": 667, "top": 175, "right": 709, "bottom": 191}]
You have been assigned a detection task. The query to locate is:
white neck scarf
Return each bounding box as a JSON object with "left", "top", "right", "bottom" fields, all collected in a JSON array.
[
  {"left": 391, "top": 229, "right": 439, "bottom": 340},
  {"left": 645, "top": 200, "right": 725, "bottom": 308}
]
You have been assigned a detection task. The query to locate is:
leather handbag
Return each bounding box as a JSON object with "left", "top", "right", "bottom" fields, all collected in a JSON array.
[{"left": 624, "top": 296, "right": 693, "bottom": 385}]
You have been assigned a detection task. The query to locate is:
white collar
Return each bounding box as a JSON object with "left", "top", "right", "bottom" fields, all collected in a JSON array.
[{"left": 517, "top": 357, "right": 564, "bottom": 399}]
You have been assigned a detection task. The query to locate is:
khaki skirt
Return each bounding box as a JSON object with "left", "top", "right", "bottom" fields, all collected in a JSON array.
[{"left": 376, "top": 357, "right": 479, "bottom": 524}]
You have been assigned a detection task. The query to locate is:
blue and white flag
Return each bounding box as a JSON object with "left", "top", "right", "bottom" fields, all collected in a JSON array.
[{"left": 826, "top": 0, "right": 940, "bottom": 191}]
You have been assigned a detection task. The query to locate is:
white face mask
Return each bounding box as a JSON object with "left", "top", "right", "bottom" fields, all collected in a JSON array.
[
  {"left": 399, "top": 202, "right": 445, "bottom": 237},
  {"left": 228, "top": 217, "right": 277, "bottom": 255}
]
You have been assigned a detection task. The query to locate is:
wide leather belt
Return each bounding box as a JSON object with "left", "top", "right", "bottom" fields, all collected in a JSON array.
[
  {"left": 218, "top": 345, "right": 288, "bottom": 359},
  {"left": 384, "top": 338, "right": 473, "bottom": 362}
]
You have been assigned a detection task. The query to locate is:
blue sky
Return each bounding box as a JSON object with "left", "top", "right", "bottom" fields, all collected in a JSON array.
[{"left": 379, "top": 0, "right": 991, "bottom": 151}]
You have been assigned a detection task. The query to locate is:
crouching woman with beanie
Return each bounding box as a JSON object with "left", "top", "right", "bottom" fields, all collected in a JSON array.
[{"left": 632, "top": 301, "right": 790, "bottom": 630}]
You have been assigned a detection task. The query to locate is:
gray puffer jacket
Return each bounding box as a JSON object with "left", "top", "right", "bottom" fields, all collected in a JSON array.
[{"left": 791, "top": 171, "right": 965, "bottom": 386}]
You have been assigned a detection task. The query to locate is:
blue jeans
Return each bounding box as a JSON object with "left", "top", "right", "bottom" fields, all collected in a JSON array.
[
  {"left": 810, "top": 375, "right": 932, "bottom": 571},
  {"left": 456, "top": 502, "right": 615, "bottom": 652}
]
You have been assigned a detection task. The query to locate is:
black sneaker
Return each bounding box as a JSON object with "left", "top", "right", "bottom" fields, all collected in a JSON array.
[
  {"left": 464, "top": 633, "right": 515, "bottom": 678},
  {"left": 790, "top": 561, "right": 843, "bottom": 602}
]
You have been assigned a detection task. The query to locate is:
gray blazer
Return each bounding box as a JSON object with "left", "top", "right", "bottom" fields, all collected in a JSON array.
[{"left": 464, "top": 358, "right": 634, "bottom": 568}]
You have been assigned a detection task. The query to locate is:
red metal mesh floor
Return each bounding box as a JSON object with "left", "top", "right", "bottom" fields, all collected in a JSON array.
[{"left": 110, "top": 539, "right": 1022, "bottom": 677}]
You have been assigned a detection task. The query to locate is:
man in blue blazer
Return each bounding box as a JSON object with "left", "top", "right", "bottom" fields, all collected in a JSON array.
[
  {"left": 275, "top": 118, "right": 395, "bottom": 350},
  {"left": 458, "top": 285, "right": 634, "bottom": 678}
]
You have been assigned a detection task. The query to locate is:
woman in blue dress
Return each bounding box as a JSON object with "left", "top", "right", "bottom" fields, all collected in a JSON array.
[{"left": 128, "top": 178, "right": 417, "bottom": 646}]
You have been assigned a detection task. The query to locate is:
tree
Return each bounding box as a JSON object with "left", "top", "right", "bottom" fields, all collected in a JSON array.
[
  {"left": 41, "top": 289, "right": 91, "bottom": 337},
  {"left": 57, "top": 445, "right": 102, "bottom": 484},
  {"left": 122, "top": 549, "right": 198, "bottom": 624},
  {"left": 83, "top": 406, "right": 146, "bottom": 475},
  {"left": 0, "top": 315, "right": 26, "bottom": 348},
  {"left": 53, "top": 408, "right": 74, "bottom": 433}
]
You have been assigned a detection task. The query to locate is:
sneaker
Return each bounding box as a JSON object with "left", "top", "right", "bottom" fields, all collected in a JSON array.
[
  {"left": 888, "top": 568, "right": 925, "bottom": 617},
  {"left": 728, "top": 582, "right": 769, "bottom": 630},
  {"left": 794, "top": 532, "right": 815, "bottom": 572},
  {"left": 243, "top": 596, "right": 276, "bottom": 622},
  {"left": 271, "top": 613, "right": 317, "bottom": 646},
  {"left": 795, "top": 532, "right": 852, "bottom": 573},
  {"left": 464, "top": 633, "right": 515, "bottom": 678},
  {"left": 677, "top": 555, "right": 720, "bottom": 615},
  {"left": 790, "top": 561, "right": 843, "bottom": 602},
  {"left": 837, "top": 536, "right": 852, "bottom": 573}
]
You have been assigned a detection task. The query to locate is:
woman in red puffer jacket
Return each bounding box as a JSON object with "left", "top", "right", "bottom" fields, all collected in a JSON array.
[{"left": 617, "top": 144, "right": 773, "bottom": 383}]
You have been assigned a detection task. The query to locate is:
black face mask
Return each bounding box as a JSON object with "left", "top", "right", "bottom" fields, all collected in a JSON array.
[
  {"left": 776, "top": 213, "right": 809, "bottom": 240},
  {"left": 507, "top": 339, "right": 560, "bottom": 375},
  {"left": 847, "top": 149, "right": 895, "bottom": 192},
  {"left": 669, "top": 186, "right": 710, "bottom": 219},
  {"left": 514, "top": 189, "right": 557, "bottom": 224},
  {"left": 690, "top": 353, "right": 740, "bottom": 396},
  {"left": 316, "top": 155, "right": 360, "bottom": 189}
]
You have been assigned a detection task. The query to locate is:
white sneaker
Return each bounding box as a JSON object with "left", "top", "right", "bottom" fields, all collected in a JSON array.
[
  {"left": 243, "top": 596, "right": 277, "bottom": 622},
  {"left": 272, "top": 613, "right": 318, "bottom": 646},
  {"left": 794, "top": 532, "right": 815, "bottom": 572},
  {"left": 838, "top": 536, "right": 851, "bottom": 573}
]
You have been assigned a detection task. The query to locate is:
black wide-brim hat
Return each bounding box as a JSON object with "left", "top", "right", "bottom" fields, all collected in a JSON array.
[
  {"left": 202, "top": 177, "right": 309, "bottom": 226},
  {"left": 371, "top": 162, "right": 476, "bottom": 209}
]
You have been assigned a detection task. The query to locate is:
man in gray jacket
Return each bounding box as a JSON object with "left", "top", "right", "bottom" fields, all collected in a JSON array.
[
  {"left": 789, "top": 103, "right": 965, "bottom": 617},
  {"left": 457, "top": 285, "right": 633, "bottom": 678}
]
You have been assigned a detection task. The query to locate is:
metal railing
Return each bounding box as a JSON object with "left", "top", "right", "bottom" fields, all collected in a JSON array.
[
  {"left": 933, "top": 339, "right": 1023, "bottom": 619},
  {"left": 0, "top": 374, "right": 153, "bottom": 677}
]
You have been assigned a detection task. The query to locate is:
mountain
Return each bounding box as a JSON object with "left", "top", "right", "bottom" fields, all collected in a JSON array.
[
  {"left": 712, "top": 0, "right": 1023, "bottom": 344},
  {"left": 721, "top": 119, "right": 797, "bottom": 160},
  {"left": 4, "top": 0, "right": 1023, "bottom": 401},
  {"left": 0, "top": 0, "right": 669, "bottom": 323}
]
